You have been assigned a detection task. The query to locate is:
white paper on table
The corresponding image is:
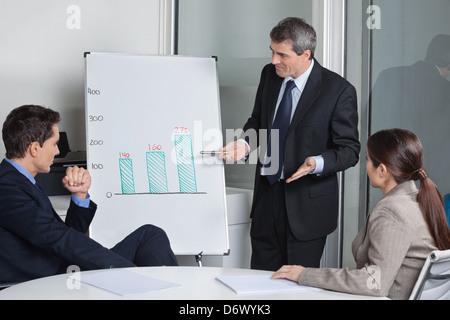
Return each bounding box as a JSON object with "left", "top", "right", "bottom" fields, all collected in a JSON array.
[
  {"left": 215, "top": 275, "right": 323, "bottom": 294},
  {"left": 68, "top": 269, "right": 180, "bottom": 296}
]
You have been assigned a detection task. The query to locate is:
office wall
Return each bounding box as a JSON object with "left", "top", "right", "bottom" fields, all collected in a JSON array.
[{"left": 0, "top": 0, "right": 165, "bottom": 157}]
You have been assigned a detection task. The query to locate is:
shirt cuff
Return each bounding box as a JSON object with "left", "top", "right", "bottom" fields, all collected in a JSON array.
[
  {"left": 311, "top": 155, "right": 324, "bottom": 174},
  {"left": 238, "top": 138, "right": 250, "bottom": 156},
  {"left": 71, "top": 193, "right": 90, "bottom": 208}
]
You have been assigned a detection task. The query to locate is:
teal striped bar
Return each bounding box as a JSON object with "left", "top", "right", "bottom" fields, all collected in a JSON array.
[
  {"left": 119, "top": 158, "right": 135, "bottom": 194},
  {"left": 174, "top": 134, "right": 197, "bottom": 193},
  {"left": 146, "top": 151, "right": 169, "bottom": 193}
]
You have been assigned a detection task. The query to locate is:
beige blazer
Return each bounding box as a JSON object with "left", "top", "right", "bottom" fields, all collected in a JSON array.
[{"left": 298, "top": 180, "right": 437, "bottom": 300}]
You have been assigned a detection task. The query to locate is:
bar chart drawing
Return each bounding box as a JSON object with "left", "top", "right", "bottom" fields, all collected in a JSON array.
[
  {"left": 117, "top": 133, "right": 199, "bottom": 195},
  {"left": 146, "top": 151, "right": 169, "bottom": 194},
  {"left": 119, "top": 158, "right": 135, "bottom": 194},
  {"left": 86, "top": 53, "right": 228, "bottom": 255},
  {"left": 174, "top": 133, "right": 197, "bottom": 193}
]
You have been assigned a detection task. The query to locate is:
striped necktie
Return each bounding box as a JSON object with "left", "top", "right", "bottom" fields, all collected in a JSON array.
[{"left": 265, "top": 80, "right": 296, "bottom": 185}]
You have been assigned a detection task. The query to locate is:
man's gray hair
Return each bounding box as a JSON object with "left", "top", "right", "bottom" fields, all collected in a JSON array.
[{"left": 270, "top": 17, "right": 316, "bottom": 59}]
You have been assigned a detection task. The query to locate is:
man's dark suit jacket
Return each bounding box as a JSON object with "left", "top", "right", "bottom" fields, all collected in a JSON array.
[
  {"left": 243, "top": 60, "right": 360, "bottom": 241},
  {"left": 0, "top": 159, "right": 135, "bottom": 284}
]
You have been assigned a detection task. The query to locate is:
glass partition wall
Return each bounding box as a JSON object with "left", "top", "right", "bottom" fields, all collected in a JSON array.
[{"left": 353, "top": 0, "right": 450, "bottom": 224}]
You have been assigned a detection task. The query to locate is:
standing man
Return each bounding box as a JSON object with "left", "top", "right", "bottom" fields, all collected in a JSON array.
[
  {"left": 221, "top": 17, "right": 360, "bottom": 271},
  {"left": 0, "top": 104, "right": 178, "bottom": 285}
]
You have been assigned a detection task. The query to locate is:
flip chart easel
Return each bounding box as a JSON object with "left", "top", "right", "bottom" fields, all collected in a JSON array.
[{"left": 84, "top": 53, "right": 229, "bottom": 259}]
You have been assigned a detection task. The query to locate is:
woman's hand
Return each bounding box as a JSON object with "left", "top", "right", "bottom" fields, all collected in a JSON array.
[{"left": 272, "top": 265, "right": 306, "bottom": 282}]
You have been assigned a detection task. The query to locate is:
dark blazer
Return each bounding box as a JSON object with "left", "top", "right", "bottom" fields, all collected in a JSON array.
[
  {"left": 0, "top": 159, "right": 135, "bottom": 284},
  {"left": 244, "top": 60, "right": 360, "bottom": 241}
]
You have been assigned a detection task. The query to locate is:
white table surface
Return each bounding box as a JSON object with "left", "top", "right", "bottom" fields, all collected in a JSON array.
[{"left": 0, "top": 266, "right": 387, "bottom": 300}]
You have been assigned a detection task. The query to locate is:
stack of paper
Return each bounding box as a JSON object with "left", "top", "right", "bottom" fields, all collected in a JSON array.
[
  {"left": 69, "top": 269, "right": 179, "bottom": 296},
  {"left": 216, "top": 275, "right": 322, "bottom": 294}
]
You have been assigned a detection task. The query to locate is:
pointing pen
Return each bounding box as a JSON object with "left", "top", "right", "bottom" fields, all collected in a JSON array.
[{"left": 200, "top": 151, "right": 229, "bottom": 156}]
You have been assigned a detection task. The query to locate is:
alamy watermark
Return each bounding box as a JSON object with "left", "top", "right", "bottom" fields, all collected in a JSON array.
[
  {"left": 66, "top": 265, "right": 81, "bottom": 290},
  {"left": 366, "top": 265, "right": 381, "bottom": 291},
  {"left": 367, "top": 5, "right": 381, "bottom": 30},
  {"left": 170, "top": 121, "right": 281, "bottom": 175},
  {"left": 66, "top": 5, "right": 81, "bottom": 30}
]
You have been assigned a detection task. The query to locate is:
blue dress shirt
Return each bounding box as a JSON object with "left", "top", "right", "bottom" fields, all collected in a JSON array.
[{"left": 5, "top": 158, "right": 90, "bottom": 208}]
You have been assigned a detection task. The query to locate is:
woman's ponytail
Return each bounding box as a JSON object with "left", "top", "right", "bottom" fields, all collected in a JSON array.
[{"left": 415, "top": 169, "right": 450, "bottom": 250}]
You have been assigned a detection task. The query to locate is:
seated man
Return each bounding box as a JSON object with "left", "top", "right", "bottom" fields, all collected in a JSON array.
[{"left": 0, "top": 104, "right": 178, "bottom": 284}]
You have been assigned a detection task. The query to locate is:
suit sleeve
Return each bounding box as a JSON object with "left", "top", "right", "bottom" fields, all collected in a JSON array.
[
  {"left": 64, "top": 199, "right": 96, "bottom": 234},
  {"left": 321, "top": 83, "right": 360, "bottom": 175},
  {"left": 241, "top": 64, "right": 272, "bottom": 152}
]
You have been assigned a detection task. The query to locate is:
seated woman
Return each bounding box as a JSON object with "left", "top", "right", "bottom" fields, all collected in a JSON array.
[{"left": 272, "top": 128, "right": 450, "bottom": 300}]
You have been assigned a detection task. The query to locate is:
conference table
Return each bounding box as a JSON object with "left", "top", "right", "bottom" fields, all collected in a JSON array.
[{"left": 0, "top": 266, "right": 387, "bottom": 301}]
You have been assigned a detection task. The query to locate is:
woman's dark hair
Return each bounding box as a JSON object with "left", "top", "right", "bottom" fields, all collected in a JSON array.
[
  {"left": 367, "top": 128, "right": 450, "bottom": 250},
  {"left": 2, "top": 104, "right": 61, "bottom": 159}
]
